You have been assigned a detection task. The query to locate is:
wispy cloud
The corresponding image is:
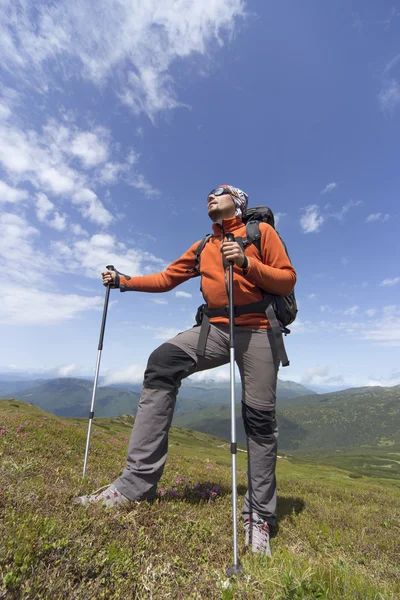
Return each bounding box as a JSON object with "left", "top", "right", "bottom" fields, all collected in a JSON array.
[
  {"left": 330, "top": 199, "right": 362, "bottom": 220},
  {"left": 0, "top": 0, "right": 246, "bottom": 120},
  {"left": 0, "top": 105, "right": 158, "bottom": 225},
  {"left": 321, "top": 182, "right": 337, "bottom": 195},
  {"left": 366, "top": 213, "right": 389, "bottom": 223},
  {"left": 291, "top": 306, "right": 400, "bottom": 347},
  {"left": 300, "top": 205, "right": 324, "bottom": 233},
  {"left": 379, "top": 54, "right": 400, "bottom": 113},
  {"left": 274, "top": 212, "right": 285, "bottom": 226},
  {"left": 380, "top": 277, "right": 400, "bottom": 287},
  {"left": 300, "top": 190, "right": 361, "bottom": 233},
  {"left": 176, "top": 291, "right": 192, "bottom": 299},
  {"left": 343, "top": 305, "right": 359, "bottom": 316}
]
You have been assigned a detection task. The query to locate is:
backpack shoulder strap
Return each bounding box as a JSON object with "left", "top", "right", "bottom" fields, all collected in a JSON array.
[
  {"left": 194, "top": 233, "right": 213, "bottom": 274},
  {"left": 245, "top": 221, "right": 262, "bottom": 254}
]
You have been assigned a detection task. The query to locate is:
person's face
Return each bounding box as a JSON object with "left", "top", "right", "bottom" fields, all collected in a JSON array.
[{"left": 207, "top": 189, "right": 236, "bottom": 222}]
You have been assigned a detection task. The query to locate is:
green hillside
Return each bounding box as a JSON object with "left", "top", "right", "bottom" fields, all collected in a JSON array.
[
  {"left": 1, "top": 400, "right": 400, "bottom": 599},
  {"left": 173, "top": 385, "right": 400, "bottom": 469}
]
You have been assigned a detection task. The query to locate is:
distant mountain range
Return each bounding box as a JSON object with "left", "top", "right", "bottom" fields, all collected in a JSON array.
[
  {"left": 1, "top": 378, "right": 141, "bottom": 418},
  {"left": 2, "top": 376, "right": 398, "bottom": 456},
  {"left": 0, "top": 377, "right": 314, "bottom": 417}
]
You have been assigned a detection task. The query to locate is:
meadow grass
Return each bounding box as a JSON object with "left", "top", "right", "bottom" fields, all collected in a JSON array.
[{"left": 1, "top": 401, "right": 399, "bottom": 599}]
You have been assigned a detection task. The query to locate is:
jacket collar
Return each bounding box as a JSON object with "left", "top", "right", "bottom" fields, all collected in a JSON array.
[{"left": 212, "top": 215, "right": 243, "bottom": 237}]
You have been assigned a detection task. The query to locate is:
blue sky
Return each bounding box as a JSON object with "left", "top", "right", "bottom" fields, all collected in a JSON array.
[{"left": 0, "top": 0, "right": 399, "bottom": 391}]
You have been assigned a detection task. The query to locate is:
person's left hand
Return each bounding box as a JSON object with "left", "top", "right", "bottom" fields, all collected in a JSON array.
[{"left": 221, "top": 241, "right": 246, "bottom": 267}]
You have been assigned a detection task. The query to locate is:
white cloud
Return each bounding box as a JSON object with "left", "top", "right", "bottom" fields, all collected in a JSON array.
[
  {"left": 176, "top": 291, "right": 192, "bottom": 299},
  {"left": 0, "top": 0, "right": 246, "bottom": 120},
  {"left": 36, "top": 192, "right": 54, "bottom": 221},
  {"left": 152, "top": 299, "right": 168, "bottom": 305},
  {"left": 321, "top": 182, "right": 337, "bottom": 194},
  {"left": 0, "top": 113, "right": 156, "bottom": 225},
  {"left": 102, "top": 364, "right": 145, "bottom": 385},
  {"left": 300, "top": 205, "right": 324, "bottom": 233},
  {"left": 70, "top": 130, "right": 109, "bottom": 168},
  {"left": 341, "top": 257, "right": 349, "bottom": 267},
  {"left": 48, "top": 212, "right": 67, "bottom": 231},
  {"left": 35, "top": 192, "right": 67, "bottom": 230},
  {"left": 301, "top": 365, "right": 330, "bottom": 384},
  {"left": 71, "top": 188, "right": 112, "bottom": 225},
  {"left": 0, "top": 117, "right": 113, "bottom": 224},
  {"left": 71, "top": 223, "right": 89, "bottom": 237},
  {"left": 366, "top": 213, "right": 381, "bottom": 222},
  {"left": 380, "top": 277, "right": 400, "bottom": 287},
  {"left": 366, "top": 213, "right": 389, "bottom": 223},
  {"left": 188, "top": 364, "right": 231, "bottom": 383},
  {"left": 58, "top": 364, "right": 81, "bottom": 377},
  {"left": 98, "top": 162, "right": 127, "bottom": 185},
  {"left": 360, "top": 306, "right": 400, "bottom": 346},
  {"left": 58, "top": 232, "right": 166, "bottom": 279},
  {"left": 0, "top": 285, "right": 103, "bottom": 325},
  {"left": 0, "top": 180, "right": 28, "bottom": 203},
  {"left": 308, "top": 293, "right": 316, "bottom": 299},
  {"left": 365, "top": 309, "right": 377, "bottom": 317},
  {"left": 0, "top": 212, "right": 52, "bottom": 285},
  {"left": 0, "top": 212, "right": 167, "bottom": 298}
]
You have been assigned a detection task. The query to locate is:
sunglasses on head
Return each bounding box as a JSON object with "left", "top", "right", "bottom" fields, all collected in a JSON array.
[{"left": 207, "top": 187, "right": 231, "bottom": 201}]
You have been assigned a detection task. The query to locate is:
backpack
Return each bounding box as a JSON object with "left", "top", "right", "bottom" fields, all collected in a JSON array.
[{"left": 193, "top": 206, "right": 298, "bottom": 366}]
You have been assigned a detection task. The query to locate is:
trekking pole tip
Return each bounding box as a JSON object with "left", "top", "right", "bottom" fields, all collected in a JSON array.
[{"left": 226, "top": 563, "right": 243, "bottom": 578}]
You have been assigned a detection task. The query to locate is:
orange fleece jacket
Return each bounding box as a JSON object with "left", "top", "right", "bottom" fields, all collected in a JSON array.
[{"left": 118, "top": 216, "right": 296, "bottom": 329}]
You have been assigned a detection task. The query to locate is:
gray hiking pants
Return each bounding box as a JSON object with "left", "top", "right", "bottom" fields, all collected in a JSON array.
[{"left": 114, "top": 324, "right": 280, "bottom": 526}]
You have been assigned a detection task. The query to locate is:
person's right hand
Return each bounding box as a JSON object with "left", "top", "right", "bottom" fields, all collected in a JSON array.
[{"left": 102, "top": 270, "right": 117, "bottom": 287}]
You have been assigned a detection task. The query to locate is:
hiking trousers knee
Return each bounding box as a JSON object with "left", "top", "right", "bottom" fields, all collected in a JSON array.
[{"left": 114, "top": 324, "right": 280, "bottom": 526}]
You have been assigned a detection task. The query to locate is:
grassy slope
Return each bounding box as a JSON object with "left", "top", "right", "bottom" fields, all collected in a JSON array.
[{"left": 0, "top": 401, "right": 399, "bottom": 600}]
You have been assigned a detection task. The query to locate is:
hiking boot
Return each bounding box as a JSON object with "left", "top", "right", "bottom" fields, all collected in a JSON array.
[
  {"left": 243, "top": 513, "right": 272, "bottom": 556},
  {"left": 73, "top": 484, "right": 131, "bottom": 508}
]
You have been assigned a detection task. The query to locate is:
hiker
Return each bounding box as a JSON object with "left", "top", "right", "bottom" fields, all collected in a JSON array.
[{"left": 75, "top": 185, "right": 296, "bottom": 556}]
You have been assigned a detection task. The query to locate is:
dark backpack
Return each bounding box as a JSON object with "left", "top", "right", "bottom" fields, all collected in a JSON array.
[{"left": 194, "top": 206, "right": 298, "bottom": 332}]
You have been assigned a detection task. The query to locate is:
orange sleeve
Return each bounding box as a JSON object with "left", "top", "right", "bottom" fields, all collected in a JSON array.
[
  {"left": 244, "top": 223, "right": 296, "bottom": 296},
  {"left": 118, "top": 241, "right": 201, "bottom": 292}
]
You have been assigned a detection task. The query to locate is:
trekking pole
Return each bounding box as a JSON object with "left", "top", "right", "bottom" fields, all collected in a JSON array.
[
  {"left": 225, "top": 233, "right": 242, "bottom": 577},
  {"left": 82, "top": 264, "right": 115, "bottom": 479}
]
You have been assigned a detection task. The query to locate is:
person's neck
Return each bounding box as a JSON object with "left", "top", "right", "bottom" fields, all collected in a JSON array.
[{"left": 213, "top": 211, "right": 236, "bottom": 225}]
